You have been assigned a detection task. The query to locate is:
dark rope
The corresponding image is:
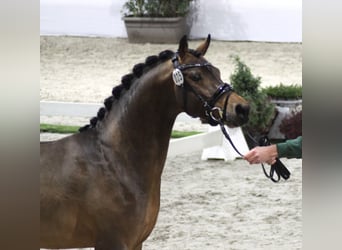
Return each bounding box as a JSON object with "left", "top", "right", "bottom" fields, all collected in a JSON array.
[
  {"left": 257, "top": 135, "right": 291, "bottom": 182},
  {"left": 244, "top": 131, "right": 291, "bottom": 182},
  {"left": 219, "top": 122, "right": 245, "bottom": 157},
  {"left": 220, "top": 123, "right": 290, "bottom": 182}
]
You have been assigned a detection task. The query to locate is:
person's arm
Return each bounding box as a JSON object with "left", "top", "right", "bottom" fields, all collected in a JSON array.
[
  {"left": 244, "top": 144, "right": 278, "bottom": 165},
  {"left": 276, "top": 136, "right": 302, "bottom": 159},
  {"left": 244, "top": 136, "right": 302, "bottom": 165}
]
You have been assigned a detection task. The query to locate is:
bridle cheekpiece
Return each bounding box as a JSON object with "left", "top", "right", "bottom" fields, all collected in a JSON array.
[{"left": 171, "top": 53, "right": 233, "bottom": 126}]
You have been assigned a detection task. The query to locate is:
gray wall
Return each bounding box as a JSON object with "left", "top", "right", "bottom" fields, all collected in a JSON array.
[{"left": 40, "top": 0, "right": 302, "bottom": 42}]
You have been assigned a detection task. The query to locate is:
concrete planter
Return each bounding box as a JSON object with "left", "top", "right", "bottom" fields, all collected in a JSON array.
[
  {"left": 123, "top": 17, "right": 189, "bottom": 44},
  {"left": 270, "top": 99, "right": 302, "bottom": 110}
]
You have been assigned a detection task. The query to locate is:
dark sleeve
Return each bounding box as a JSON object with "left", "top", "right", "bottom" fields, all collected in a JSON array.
[{"left": 276, "top": 136, "right": 302, "bottom": 159}]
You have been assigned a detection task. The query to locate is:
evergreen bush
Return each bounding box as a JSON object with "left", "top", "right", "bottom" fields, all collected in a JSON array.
[
  {"left": 229, "top": 56, "right": 276, "bottom": 146},
  {"left": 122, "top": 0, "right": 195, "bottom": 17},
  {"left": 263, "top": 83, "right": 302, "bottom": 100}
]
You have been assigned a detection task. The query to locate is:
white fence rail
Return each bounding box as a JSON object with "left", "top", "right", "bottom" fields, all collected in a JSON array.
[{"left": 40, "top": 101, "right": 249, "bottom": 160}]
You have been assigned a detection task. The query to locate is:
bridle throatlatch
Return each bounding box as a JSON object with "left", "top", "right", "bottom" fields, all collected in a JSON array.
[{"left": 171, "top": 53, "right": 290, "bottom": 183}]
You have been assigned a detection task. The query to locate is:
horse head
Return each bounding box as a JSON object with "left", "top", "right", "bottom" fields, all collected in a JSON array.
[{"left": 172, "top": 34, "right": 250, "bottom": 128}]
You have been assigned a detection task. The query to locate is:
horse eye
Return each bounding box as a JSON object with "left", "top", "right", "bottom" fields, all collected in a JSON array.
[{"left": 190, "top": 73, "right": 202, "bottom": 82}]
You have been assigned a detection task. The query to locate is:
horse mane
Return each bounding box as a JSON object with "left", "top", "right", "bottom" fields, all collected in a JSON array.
[
  {"left": 79, "top": 49, "right": 202, "bottom": 133},
  {"left": 79, "top": 49, "right": 176, "bottom": 132}
]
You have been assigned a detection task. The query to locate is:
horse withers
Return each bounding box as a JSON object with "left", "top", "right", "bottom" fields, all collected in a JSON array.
[{"left": 40, "top": 35, "right": 249, "bottom": 250}]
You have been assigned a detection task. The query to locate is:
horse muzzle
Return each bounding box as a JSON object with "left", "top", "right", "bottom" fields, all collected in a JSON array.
[
  {"left": 233, "top": 103, "right": 250, "bottom": 125},
  {"left": 201, "top": 98, "right": 250, "bottom": 127}
]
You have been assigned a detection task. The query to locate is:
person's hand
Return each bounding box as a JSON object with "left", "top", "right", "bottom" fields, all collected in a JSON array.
[{"left": 244, "top": 145, "right": 278, "bottom": 165}]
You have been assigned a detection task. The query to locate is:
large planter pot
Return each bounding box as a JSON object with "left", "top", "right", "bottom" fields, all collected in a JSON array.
[
  {"left": 270, "top": 99, "right": 302, "bottom": 111},
  {"left": 123, "top": 17, "right": 189, "bottom": 44}
]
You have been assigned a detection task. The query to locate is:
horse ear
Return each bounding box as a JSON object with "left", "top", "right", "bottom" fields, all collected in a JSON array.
[
  {"left": 196, "top": 34, "right": 211, "bottom": 56},
  {"left": 178, "top": 35, "right": 188, "bottom": 60}
]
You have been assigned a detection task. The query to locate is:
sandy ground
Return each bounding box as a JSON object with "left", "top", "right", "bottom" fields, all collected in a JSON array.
[
  {"left": 40, "top": 36, "right": 302, "bottom": 103},
  {"left": 40, "top": 36, "right": 302, "bottom": 249}
]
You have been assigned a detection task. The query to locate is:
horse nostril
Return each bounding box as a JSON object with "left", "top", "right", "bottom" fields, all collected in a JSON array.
[{"left": 235, "top": 104, "right": 250, "bottom": 121}]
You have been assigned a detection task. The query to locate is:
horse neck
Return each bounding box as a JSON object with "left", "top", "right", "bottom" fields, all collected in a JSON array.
[{"left": 100, "top": 61, "right": 180, "bottom": 174}]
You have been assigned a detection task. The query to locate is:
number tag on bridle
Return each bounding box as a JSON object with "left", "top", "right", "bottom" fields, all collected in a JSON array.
[{"left": 172, "top": 68, "right": 184, "bottom": 86}]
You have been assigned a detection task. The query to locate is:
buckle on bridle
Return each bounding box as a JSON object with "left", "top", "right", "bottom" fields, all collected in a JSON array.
[{"left": 207, "top": 107, "right": 224, "bottom": 122}]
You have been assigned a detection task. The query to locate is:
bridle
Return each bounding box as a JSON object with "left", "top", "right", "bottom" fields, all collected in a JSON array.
[
  {"left": 171, "top": 53, "right": 233, "bottom": 126},
  {"left": 172, "top": 53, "right": 291, "bottom": 183},
  {"left": 172, "top": 53, "right": 245, "bottom": 158}
]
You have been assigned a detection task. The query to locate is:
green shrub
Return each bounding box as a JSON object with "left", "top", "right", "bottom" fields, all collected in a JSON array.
[
  {"left": 230, "top": 56, "right": 276, "bottom": 144},
  {"left": 263, "top": 83, "right": 302, "bottom": 100},
  {"left": 122, "top": 0, "right": 195, "bottom": 17}
]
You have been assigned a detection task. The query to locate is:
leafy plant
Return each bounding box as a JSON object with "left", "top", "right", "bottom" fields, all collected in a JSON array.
[
  {"left": 279, "top": 110, "right": 302, "bottom": 139},
  {"left": 122, "top": 0, "right": 195, "bottom": 17},
  {"left": 263, "top": 83, "right": 302, "bottom": 100},
  {"left": 229, "top": 56, "right": 276, "bottom": 145}
]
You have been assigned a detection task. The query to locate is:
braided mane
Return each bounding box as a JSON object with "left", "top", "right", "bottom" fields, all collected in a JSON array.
[
  {"left": 79, "top": 50, "right": 175, "bottom": 132},
  {"left": 79, "top": 48, "right": 203, "bottom": 133}
]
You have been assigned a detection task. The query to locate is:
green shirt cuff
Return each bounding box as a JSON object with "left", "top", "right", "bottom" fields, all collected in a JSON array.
[{"left": 276, "top": 136, "right": 302, "bottom": 159}]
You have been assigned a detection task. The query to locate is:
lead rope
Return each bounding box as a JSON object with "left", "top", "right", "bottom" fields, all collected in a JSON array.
[
  {"left": 217, "top": 119, "right": 291, "bottom": 183},
  {"left": 218, "top": 122, "right": 244, "bottom": 157},
  {"left": 256, "top": 134, "right": 291, "bottom": 182}
]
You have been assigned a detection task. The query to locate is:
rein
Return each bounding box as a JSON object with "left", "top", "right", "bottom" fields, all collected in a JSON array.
[
  {"left": 172, "top": 54, "right": 290, "bottom": 183},
  {"left": 251, "top": 134, "right": 291, "bottom": 182},
  {"left": 220, "top": 120, "right": 291, "bottom": 183}
]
